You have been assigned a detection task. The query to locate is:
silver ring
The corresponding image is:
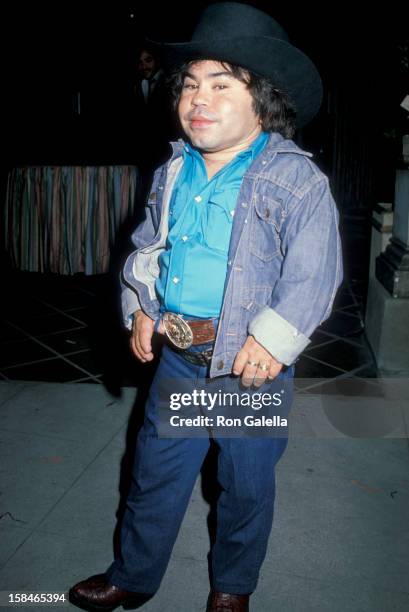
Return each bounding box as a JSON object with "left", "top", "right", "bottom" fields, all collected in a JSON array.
[
  {"left": 247, "top": 360, "right": 259, "bottom": 368},
  {"left": 258, "top": 362, "right": 270, "bottom": 372}
]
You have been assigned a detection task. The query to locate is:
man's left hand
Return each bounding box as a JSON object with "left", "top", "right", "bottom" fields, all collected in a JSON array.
[{"left": 232, "top": 335, "right": 283, "bottom": 387}]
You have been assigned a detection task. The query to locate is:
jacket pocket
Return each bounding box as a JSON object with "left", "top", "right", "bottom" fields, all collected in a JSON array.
[
  {"left": 249, "top": 196, "right": 283, "bottom": 261},
  {"left": 146, "top": 191, "right": 160, "bottom": 232},
  {"left": 241, "top": 286, "right": 274, "bottom": 311},
  {"left": 240, "top": 285, "right": 274, "bottom": 339}
]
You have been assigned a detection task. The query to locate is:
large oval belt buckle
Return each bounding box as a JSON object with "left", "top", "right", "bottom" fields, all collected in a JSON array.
[{"left": 163, "top": 312, "right": 193, "bottom": 349}]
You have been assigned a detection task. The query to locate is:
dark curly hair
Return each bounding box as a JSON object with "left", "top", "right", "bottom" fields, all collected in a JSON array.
[{"left": 167, "top": 60, "right": 297, "bottom": 138}]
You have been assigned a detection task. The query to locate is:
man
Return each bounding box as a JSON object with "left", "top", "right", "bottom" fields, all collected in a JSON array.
[
  {"left": 69, "top": 3, "right": 343, "bottom": 611},
  {"left": 132, "top": 45, "right": 174, "bottom": 173},
  {"left": 135, "top": 46, "right": 163, "bottom": 104}
]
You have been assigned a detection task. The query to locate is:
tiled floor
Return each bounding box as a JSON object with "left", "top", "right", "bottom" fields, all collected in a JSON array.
[
  {"left": 0, "top": 268, "right": 378, "bottom": 386},
  {"left": 0, "top": 270, "right": 153, "bottom": 389}
]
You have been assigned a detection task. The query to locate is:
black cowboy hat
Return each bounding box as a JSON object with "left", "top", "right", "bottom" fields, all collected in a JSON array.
[{"left": 151, "top": 2, "right": 323, "bottom": 128}]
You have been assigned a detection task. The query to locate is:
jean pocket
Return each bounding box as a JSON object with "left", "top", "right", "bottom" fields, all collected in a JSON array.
[{"left": 249, "top": 196, "right": 283, "bottom": 261}]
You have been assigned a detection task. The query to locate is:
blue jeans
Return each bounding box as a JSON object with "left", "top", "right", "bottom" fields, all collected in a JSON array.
[{"left": 106, "top": 340, "right": 293, "bottom": 595}]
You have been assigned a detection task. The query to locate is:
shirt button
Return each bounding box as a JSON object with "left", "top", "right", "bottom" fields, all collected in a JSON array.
[
  {"left": 173, "top": 276, "right": 180, "bottom": 284},
  {"left": 230, "top": 210, "right": 235, "bottom": 217},
  {"left": 227, "top": 260, "right": 232, "bottom": 266},
  {"left": 181, "top": 235, "right": 188, "bottom": 241},
  {"left": 194, "top": 195, "right": 202, "bottom": 203},
  {"left": 241, "top": 202, "right": 248, "bottom": 208},
  {"left": 217, "top": 360, "right": 224, "bottom": 370}
]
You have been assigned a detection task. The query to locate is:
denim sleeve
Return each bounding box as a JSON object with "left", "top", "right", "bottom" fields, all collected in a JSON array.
[
  {"left": 248, "top": 177, "right": 343, "bottom": 365},
  {"left": 120, "top": 203, "right": 158, "bottom": 329}
]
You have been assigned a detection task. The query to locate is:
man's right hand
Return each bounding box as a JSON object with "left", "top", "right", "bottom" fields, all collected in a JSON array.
[{"left": 130, "top": 310, "right": 163, "bottom": 362}]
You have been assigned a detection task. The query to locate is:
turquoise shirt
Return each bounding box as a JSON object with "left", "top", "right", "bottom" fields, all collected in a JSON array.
[{"left": 155, "top": 131, "right": 269, "bottom": 318}]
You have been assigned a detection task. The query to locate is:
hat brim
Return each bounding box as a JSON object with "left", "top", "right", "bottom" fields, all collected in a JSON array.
[{"left": 151, "top": 36, "right": 322, "bottom": 128}]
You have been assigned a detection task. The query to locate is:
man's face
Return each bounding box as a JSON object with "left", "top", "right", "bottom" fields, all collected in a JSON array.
[
  {"left": 138, "top": 50, "right": 156, "bottom": 79},
  {"left": 178, "top": 60, "right": 261, "bottom": 154}
]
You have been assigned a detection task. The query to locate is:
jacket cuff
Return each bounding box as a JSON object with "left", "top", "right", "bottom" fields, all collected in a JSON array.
[{"left": 248, "top": 307, "right": 311, "bottom": 365}]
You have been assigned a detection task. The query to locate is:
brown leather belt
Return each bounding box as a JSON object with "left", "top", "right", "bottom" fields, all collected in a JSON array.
[
  {"left": 162, "top": 312, "right": 216, "bottom": 349},
  {"left": 187, "top": 319, "right": 216, "bottom": 345}
]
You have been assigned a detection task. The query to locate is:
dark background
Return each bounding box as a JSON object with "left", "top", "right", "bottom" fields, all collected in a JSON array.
[{"left": 3, "top": 3, "right": 407, "bottom": 190}]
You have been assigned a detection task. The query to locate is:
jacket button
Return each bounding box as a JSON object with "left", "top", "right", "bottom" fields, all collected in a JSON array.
[{"left": 217, "top": 360, "right": 224, "bottom": 370}]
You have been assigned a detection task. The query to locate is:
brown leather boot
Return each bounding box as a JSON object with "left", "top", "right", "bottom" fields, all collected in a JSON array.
[
  {"left": 207, "top": 590, "right": 250, "bottom": 611},
  {"left": 68, "top": 573, "right": 152, "bottom": 610}
]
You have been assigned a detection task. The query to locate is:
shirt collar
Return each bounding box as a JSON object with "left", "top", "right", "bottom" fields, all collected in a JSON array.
[
  {"left": 170, "top": 132, "right": 312, "bottom": 162},
  {"left": 183, "top": 130, "right": 269, "bottom": 163}
]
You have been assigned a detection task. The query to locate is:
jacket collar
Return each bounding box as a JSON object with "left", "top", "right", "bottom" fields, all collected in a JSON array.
[
  {"left": 262, "top": 132, "right": 313, "bottom": 157},
  {"left": 167, "top": 131, "right": 312, "bottom": 165}
]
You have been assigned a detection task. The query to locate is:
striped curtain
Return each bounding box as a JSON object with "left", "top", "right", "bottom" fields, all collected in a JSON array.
[{"left": 4, "top": 166, "right": 140, "bottom": 274}]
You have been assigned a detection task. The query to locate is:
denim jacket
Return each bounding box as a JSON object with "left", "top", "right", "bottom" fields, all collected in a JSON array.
[{"left": 121, "top": 132, "right": 343, "bottom": 378}]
